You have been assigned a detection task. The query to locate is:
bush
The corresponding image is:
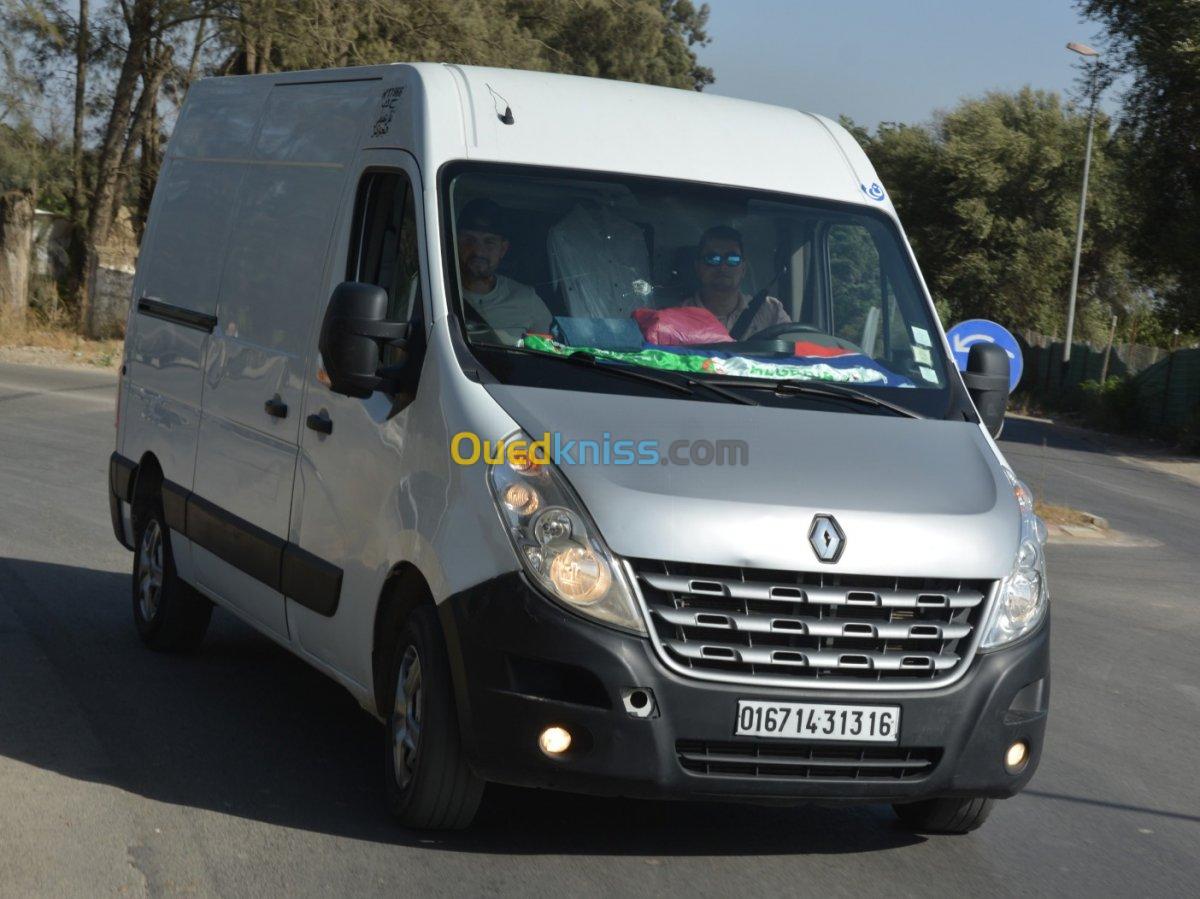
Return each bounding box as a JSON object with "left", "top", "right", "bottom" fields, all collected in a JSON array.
[{"left": 1078, "top": 376, "right": 1142, "bottom": 432}]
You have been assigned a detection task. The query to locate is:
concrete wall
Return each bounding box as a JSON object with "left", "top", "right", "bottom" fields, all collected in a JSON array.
[
  {"left": 85, "top": 256, "right": 135, "bottom": 338},
  {"left": 84, "top": 206, "right": 140, "bottom": 337},
  {"left": 32, "top": 210, "right": 71, "bottom": 281}
]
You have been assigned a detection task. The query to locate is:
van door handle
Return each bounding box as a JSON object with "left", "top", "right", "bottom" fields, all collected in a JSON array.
[
  {"left": 306, "top": 411, "right": 333, "bottom": 435},
  {"left": 264, "top": 395, "right": 288, "bottom": 419}
]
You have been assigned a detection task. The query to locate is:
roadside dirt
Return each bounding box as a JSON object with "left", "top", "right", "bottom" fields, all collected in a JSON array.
[{"left": 0, "top": 343, "right": 121, "bottom": 369}]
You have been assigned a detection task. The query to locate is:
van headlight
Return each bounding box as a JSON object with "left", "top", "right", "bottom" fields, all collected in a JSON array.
[
  {"left": 981, "top": 476, "right": 1050, "bottom": 649},
  {"left": 487, "top": 436, "right": 645, "bottom": 634}
]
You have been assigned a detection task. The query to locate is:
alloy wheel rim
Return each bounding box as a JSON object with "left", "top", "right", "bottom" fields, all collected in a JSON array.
[
  {"left": 392, "top": 645, "right": 423, "bottom": 789},
  {"left": 137, "top": 519, "right": 164, "bottom": 622}
]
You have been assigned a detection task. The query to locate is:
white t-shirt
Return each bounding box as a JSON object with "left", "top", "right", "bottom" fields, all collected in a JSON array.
[{"left": 464, "top": 275, "right": 553, "bottom": 342}]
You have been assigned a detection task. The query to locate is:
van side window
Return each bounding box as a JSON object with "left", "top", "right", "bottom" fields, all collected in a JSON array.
[
  {"left": 350, "top": 171, "right": 422, "bottom": 326},
  {"left": 349, "top": 171, "right": 422, "bottom": 368},
  {"left": 828, "top": 222, "right": 884, "bottom": 350}
]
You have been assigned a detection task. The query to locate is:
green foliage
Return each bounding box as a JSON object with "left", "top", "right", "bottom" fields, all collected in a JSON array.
[
  {"left": 0, "top": 122, "right": 73, "bottom": 215},
  {"left": 852, "top": 88, "right": 1147, "bottom": 342},
  {"left": 217, "top": 0, "right": 712, "bottom": 90},
  {"left": 1078, "top": 375, "right": 1142, "bottom": 431},
  {"left": 1078, "top": 0, "right": 1200, "bottom": 331},
  {"left": 220, "top": 0, "right": 539, "bottom": 72},
  {"left": 827, "top": 222, "right": 882, "bottom": 345},
  {"left": 509, "top": 0, "right": 713, "bottom": 90}
]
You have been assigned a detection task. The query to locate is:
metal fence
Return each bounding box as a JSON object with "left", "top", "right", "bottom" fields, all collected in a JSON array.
[
  {"left": 1017, "top": 331, "right": 1200, "bottom": 433},
  {"left": 1134, "top": 348, "right": 1200, "bottom": 430}
]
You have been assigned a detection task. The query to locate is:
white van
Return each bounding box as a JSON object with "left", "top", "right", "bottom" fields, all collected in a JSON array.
[{"left": 109, "top": 63, "right": 1047, "bottom": 833}]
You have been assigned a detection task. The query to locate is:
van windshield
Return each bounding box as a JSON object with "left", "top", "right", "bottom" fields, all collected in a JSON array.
[{"left": 443, "top": 163, "right": 954, "bottom": 416}]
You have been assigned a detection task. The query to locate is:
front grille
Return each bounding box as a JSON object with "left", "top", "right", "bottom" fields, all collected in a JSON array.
[
  {"left": 677, "top": 740, "right": 940, "bottom": 780},
  {"left": 632, "top": 559, "right": 992, "bottom": 689}
]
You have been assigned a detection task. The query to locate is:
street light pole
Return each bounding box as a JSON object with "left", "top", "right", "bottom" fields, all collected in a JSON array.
[{"left": 1063, "top": 42, "right": 1101, "bottom": 372}]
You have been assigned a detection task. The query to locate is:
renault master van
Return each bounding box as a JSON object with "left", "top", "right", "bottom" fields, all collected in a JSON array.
[{"left": 108, "top": 63, "right": 1048, "bottom": 833}]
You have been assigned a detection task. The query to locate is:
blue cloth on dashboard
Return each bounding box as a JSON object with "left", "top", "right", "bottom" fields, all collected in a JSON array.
[{"left": 551, "top": 316, "right": 647, "bottom": 351}]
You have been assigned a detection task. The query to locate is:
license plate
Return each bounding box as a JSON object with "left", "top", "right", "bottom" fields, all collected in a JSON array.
[{"left": 735, "top": 700, "right": 901, "bottom": 742}]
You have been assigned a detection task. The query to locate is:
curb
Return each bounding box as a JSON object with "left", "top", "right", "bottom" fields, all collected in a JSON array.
[{"left": 1043, "top": 509, "right": 1109, "bottom": 543}]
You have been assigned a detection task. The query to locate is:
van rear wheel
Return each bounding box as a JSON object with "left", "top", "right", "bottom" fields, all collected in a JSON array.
[
  {"left": 384, "top": 606, "right": 484, "bottom": 830},
  {"left": 131, "top": 499, "right": 212, "bottom": 652},
  {"left": 892, "top": 796, "right": 995, "bottom": 833}
]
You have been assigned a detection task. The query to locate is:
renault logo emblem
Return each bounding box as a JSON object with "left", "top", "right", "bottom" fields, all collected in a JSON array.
[{"left": 809, "top": 514, "right": 845, "bottom": 563}]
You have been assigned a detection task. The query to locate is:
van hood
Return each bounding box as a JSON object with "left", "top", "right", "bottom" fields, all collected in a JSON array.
[{"left": 485, "top": 385, "right": 1020, "bottom": 580}]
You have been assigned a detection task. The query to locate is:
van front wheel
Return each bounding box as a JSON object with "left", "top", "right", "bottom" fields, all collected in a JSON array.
[
  {"left": 892, "top": 796, "right": 995, "bottom": 833},
  {"left": 384, "top": 606, "right": 484, "bottom": 829},
  {"left": 131, "top": 501, "right": 212, "bottom": 651}
]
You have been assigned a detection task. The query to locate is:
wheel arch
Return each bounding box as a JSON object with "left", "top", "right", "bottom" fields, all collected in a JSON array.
[
  {"left": 130, "top": 452, "right": 164, "bottom": 527},
  {"left": 371, "top": 562, "right": 438, "bottom": 718}
]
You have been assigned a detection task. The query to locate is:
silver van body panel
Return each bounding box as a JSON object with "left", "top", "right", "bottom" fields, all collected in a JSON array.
[{"left": 484, "top": 385, "right": 1018, "bottom": 580}]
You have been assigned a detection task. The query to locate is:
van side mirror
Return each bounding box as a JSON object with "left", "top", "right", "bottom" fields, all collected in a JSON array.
[
  {"left": 962, "top": 343, "right": 1010, "bottom": 438},
  {"left": 318, "top": 282, "right": 409, "bottom": 398}
]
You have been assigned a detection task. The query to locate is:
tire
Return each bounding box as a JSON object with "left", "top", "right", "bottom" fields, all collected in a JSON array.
[
  {"left": 132, "top": 496, "right": 212, "bottom": 652},
  {"left": 893, "top": 796, "right": 996, "bottom": 834},
  {"left": 383, "top": 605, "right": 484, "bottom": 830}
]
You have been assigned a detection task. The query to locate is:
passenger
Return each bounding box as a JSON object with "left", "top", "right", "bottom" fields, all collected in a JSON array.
[
  {"left": 456, "top": 199, "right": 553, "bottom": 342},
  {"left": 679, "top": 225, "right": 790, "bottom": 339}
]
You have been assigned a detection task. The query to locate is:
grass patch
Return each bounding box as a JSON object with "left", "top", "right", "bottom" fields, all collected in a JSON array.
[
  {"left": 0, "top": 309, "right": 122, "bottom": 368},
  {"left": 1034, "top": 501, "right": 1097, "bottom": 528}
]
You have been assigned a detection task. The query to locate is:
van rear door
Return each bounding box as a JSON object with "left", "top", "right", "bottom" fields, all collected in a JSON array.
[{"left": 190, "top": 79, "right": 372, "bottom": 639}]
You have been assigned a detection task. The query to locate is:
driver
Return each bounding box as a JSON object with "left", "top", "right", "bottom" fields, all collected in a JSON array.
[
  {"left": 457, "top": 199, "right": 553, "bottom": 342},
  {"left": 679, "top": 225, "right": 790, "bottom": 339}
]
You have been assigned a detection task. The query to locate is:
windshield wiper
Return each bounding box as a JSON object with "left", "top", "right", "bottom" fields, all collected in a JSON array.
[
  {"left": 681, "top": 377, "right": 758, "bottom": 406},
  {"left": 479, "top": 345, "right": 758, "bottom": 405},
  {"left": 698, "top": 377, "right": 923, "bottom": 419},
  {"left": 484, "top": 345, "right": 694, "bottom": 397},
  {"left": 774, "top": 381, "right": 923, "bottom": 418}
]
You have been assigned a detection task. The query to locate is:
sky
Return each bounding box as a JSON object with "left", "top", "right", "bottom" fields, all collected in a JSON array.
[{"left": 697, "top": 0, "right": 1120, "bottom": 128}]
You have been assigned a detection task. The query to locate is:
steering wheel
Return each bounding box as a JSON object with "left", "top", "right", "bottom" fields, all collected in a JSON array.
[
  {"left": 747, "top": 321, "right": 824, "bottom": 340},
  {"left": 745, "top": 321, "right": 863, "bottom": 353}
]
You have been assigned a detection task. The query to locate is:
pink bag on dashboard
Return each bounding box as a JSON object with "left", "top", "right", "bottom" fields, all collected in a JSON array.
[{"left": 632, "top": 306, "right": 734, "bottom": 345}]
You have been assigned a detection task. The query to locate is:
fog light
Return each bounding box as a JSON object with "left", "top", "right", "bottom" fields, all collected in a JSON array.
[
  {"left": 538, "top": 726, "right": 572, "bottom": 756},
  {"left": 1005, "top": 740, "right": 1029, "bottom": 772}
]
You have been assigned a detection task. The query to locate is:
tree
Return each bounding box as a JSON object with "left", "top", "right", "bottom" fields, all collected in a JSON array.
[
  {"left": 1077, "top": 0, "right": 1200, "bottom": 330},
  {"left": 0, "top": 11, "right": 74, "bottom": 217},
  {"left": 72, "top": 0, "right": 87, "bottom": 225},
  {"left": 851, "top": 88, "right": 1148, "bottom": 342},
  {"left": 213, "top": 0, "right": 538, "bottom": 74},
  {"left": 211, "top": 0, "right": 712, "bottom": 90},
  {"left": 6, "top": 0, "right": 217, "bottom": 330},
  {"left": 509, "top": 0, "right": 712, "bottom": 90}
]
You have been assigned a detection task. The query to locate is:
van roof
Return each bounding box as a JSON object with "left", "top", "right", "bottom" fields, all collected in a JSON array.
[{"left": 181, "top": 62, "right": 892, "bottom": 212}]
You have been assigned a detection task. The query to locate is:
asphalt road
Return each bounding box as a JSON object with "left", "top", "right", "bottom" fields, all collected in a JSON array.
[{"left": 1, "top": 361, "right": 1196, "bottom": 897}]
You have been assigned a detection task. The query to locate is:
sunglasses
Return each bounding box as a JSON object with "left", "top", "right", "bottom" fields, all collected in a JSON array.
[{"left": 700, "top": 252, "right": 743, "bottom": 268}]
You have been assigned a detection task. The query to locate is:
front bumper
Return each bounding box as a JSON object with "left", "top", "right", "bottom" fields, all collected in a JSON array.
[{"left": 440, "top": 573, "right": 1049, "bottom": 803}]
